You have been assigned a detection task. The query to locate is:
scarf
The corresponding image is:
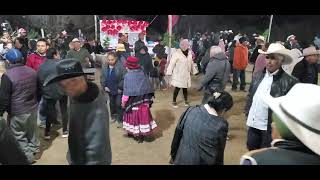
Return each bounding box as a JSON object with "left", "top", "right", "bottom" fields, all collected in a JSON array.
[{"left": 123, "top": 68, "right": 154, "bottom": 96}]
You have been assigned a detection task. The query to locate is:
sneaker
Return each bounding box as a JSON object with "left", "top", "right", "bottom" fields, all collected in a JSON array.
[
  {"left": 184, "top": 102, "right": 190, "bottom": 107},
  {"left": 39, "top": 122, "right": 46, "bottom": 128},
  {"left": 62, "top": 131, "right": 68, "bottom": 138},
  {"left": 172, "top": 102, "right": 178, "bottom": 108},
  {"left": 116, "top": 122, "right": 122, "bottom": 128},
  {"left": 44, "top": 135, "right": 50, "bottom": 140}
]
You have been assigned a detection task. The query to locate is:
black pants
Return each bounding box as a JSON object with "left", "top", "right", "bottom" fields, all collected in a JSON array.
[
  {"left": 109, "top": 94, "right": 123, "bottom": 123},
  {"left": 41, "top": 96, "right": 69, "bottom": 136},
  {"left": 232, "top": 69, "right": 246, "bottom": 90},
  {"left": 246, "top": 127, "right": 272, "bottom": 151},
  {"left": 173, "top": 87, "right": 188, "bottom": 103}
]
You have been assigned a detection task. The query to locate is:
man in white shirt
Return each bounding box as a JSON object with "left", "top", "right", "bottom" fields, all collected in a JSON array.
[{"left": 245, "top": 43, "right": 298, "bottom": 151}]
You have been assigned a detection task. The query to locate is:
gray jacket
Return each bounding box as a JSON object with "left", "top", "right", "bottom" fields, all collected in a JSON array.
[
  {"left": 200, "top": 52, "right": 230, "bottom": 92},
  {"left": 67, "top": 82, "right": 112, "bottom": 165},
  {"left": 100, "top": 60, "right": 127, "bottom": 92},
  {"left": 174, "top": 105, "right": 228, "bottom": 165}
]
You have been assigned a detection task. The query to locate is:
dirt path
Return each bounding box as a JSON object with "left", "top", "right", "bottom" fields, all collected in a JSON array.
[{"left": 35, "top": 66, "right": 253, "bottom": 165}]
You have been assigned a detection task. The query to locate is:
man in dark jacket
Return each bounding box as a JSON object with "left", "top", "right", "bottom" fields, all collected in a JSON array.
[
  {"left": 38, "top": 48, "right": 69, "bottom": 140},
  {"left": 245, "top": 43, "right": 298, "bottom": 151},
  {"left": 199, "top": 47, "right": 230, "bottom": 104},
  {"left": 200, "top": 48, "right": 210, "bottom": 74},
  {"left": 14, "top": 37, "right": 29, "bottom": 64},
  {"left": 292, "top": 46, "right": 319, "bottom": 84},
  {"left": 66, "top": 38, "right": 93, "bottom": 68},
  {"left": 0, "top": 48, "right": 40, "bottom": 164},
  {"left": 136, "top": 46, "right": 153, "bottom": 76},
  {"left": 44, "top": 59, "right": 111, "bottom": 165},
  {"left": 134, "top": 32, "right": 146, "bottom": 54},
  {"left": 241, "top": 83, "right": 320, "bottom": 165},
  {"left": 0, "top": 117, "right": 29, "bottom": 165},
  {"left": 100, "top": 52, "right": 126, "bottom": 128}
]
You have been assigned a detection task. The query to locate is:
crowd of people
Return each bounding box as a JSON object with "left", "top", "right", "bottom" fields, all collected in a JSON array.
[{"left": 0, "top": 25, "right": 319, "bottom": 165}]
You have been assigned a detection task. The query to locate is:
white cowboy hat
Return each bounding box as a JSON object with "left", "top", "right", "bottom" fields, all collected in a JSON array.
[
  {"left": 228, "top": 30, "right": 233, "bottom": 33},
  {"left": 255, "top": 35, "right": 265, "bottom": 42},
  {"left": 262, "top": 83, "right": 320, "bottom": 156},
  {"left": 287, "top": 34, "right": 295, "bottom": 41},
  {"left": 301, "top": 46, "right": 320, "bottom": 57},
  {"left": 258, "top": 43, "right": 293, "bottom": 64},
  {"left": 282, "top": 48, "right": 304, "bottom": 75},
  {"left": 71, "top": 38, "right": 80, "bottom": 43}
]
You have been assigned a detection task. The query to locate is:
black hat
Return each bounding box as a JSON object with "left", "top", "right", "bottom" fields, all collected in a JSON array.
[{"left": 44, "top": 59, "right": 93, "bottom": 86}]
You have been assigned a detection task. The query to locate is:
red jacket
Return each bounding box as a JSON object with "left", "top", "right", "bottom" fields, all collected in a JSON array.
[
  {"left": 233, "top": 44, "right": 248, "bottom": 70},
  {"left": 26, "top": 53, "right": 46, "bottom": 72}
]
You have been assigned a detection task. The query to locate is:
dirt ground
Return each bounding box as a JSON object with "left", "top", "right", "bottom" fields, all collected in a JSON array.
[{"left": 35, "top": 65, "right": 255, "bottom": 165}]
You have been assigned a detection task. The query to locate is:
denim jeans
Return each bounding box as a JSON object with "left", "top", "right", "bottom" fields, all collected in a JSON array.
[{"left": 109, "top": 94, "right": 123, "bottom": 123}]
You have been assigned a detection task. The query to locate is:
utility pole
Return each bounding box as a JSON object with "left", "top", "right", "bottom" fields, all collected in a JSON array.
[
  {"left": 267, "top": 15, "right": 274, "bottom": 43},
  {"left": 94, "top": 15, "right": 98, "bottom": 41}
]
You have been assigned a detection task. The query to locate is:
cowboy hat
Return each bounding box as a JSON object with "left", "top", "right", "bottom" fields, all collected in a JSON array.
[
  {"left": 262, "top": 83, "right": 320, "bottom": 156},
  {"left": 116, "top": 44, "right": 126, "bottom": 52},
  {"left": 301, "top": 46, "right": 320, "bottom": 57},
  {"left": 286, "top": 34, "right": 295, "bottom": 41},
  {"left": 44, "top": 59, "right": 93, "bottom": 86},
  {"left": 71, "top": 38, "right": 80, "bottom": 43},
  {"left": 258, "top": 43, "right": 293, "bottom": 65},
  {"left": 255, "top": 35, "right": 265, "bottom": 42},
  {"left": 282, "top": 48, "right": 304, "bottom": 75}
]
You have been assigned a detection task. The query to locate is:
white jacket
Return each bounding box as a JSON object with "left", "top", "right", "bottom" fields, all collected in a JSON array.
[{"left": 166, "top": 49, "right": 193, "bottom": 88}]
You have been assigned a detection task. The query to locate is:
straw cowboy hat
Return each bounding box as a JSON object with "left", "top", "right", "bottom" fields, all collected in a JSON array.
[
  {"left": 116, "top": 44, "right": 126, "bottom": 52},
  {"left": 255, "top": 35, "right": 265, "bottom": 42},
  {"left": 282, "top": 48, "right": 304, "bottom": 75},
  {"left": 258, "top": 43, "right": 293, "bottom": 65},
  {"left": 44, "top": 59, "right": 93, "bottom": 86},
  {"left": 263, "top": 83, "right": 320, "bottom": 155},
  {"left": 301, "top": 46, "right": 320, "bottom": 57}
]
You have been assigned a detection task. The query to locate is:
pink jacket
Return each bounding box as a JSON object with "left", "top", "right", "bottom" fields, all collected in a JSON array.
[{"left": 253, "top": 54, "right": 267, "bottom": 76}]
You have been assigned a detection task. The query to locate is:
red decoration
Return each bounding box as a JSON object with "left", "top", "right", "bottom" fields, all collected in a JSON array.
[
  {"left": 106, "top": 20, "right": 111, "bottom": 24},
  {"left": 111, "top": 25, "right": 115, "bottom": 29},
  {"left": 102, "top": 27, "right": 108, "bottom": 32},
  {"left": 116, "top": 25, "right": 122, "bottom": 31},
  {"left": 106, "top": 25, "right": 110, "bottom": 29},
  {"left": 138, "top": 21, "right": 143, "bottom": 25},
  {"left": 107, "top": 30, "right": 112, "bottom": 35},
  {"left": 113, "top": 29, "right": 118, "bottom": 34}
]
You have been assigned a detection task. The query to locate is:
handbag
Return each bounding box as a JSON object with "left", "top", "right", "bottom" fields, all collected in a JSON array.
[
  {"left": 170, "top": 106, "right": 194, "bottom": 162},
  {"left": 192, "top": 63, "right": 199, "bottom": 75}
]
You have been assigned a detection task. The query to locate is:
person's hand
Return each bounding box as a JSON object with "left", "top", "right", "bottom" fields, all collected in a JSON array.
[{"left": 104, "top": 87, "right": 110, "bottom": 92}]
